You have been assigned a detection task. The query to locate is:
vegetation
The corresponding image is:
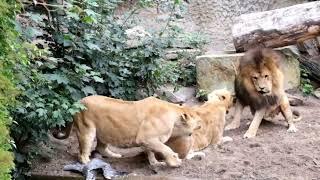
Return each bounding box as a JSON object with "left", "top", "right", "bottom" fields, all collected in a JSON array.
[
  {"left": 300, "top": 67, "right": 314, "bottom": 95},
  {"left": 0, "top": 0, "right": 26, "bottom": 179},
  {"left": 6, "top": 0, "right": 206, "bottom": 178}
]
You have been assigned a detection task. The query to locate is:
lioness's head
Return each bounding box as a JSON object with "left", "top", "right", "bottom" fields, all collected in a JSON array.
[
  {"left": 172, "top": 110, "right": 201, "bottom": 137},
  {"left": 207, "top": 89, "right": 234, "bottom": 108}
]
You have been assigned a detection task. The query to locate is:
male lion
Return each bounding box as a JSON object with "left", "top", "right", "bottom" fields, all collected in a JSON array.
[
  {"left": 53, "top": 95, "right": 201, "bottom": 167},
  {"left": 166, "top": 89, "right": 234, "bottom": 159},
  {"left": 225, "top": 48, "right": 301, "bottom": 138}
]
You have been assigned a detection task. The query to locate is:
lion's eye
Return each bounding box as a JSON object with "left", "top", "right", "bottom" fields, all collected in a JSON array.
[
  {"left": 253, "top": 77, "right": 258, "bottom": 80},
  {"left": 265, "top": 75, "right": 268, "bottom": 78}
]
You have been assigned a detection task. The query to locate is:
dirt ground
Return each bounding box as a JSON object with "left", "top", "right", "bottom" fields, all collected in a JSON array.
[{"left": 31, "top": 92, "right": 320, "bottom": 180}]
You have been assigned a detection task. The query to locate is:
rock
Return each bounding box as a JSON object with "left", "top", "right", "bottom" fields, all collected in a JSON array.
[
  {"left": 279, "top": 47, "right": 301, "bottom": 91},
  {"left": 156, "top": 85, "right": 196, "bottom": 104},
  {"left": 125, "top": 26, "right": 151, "bottom": 49},
  {"left": 196, "top": 53, "right": 241, "bottom": 93},
  {"left": 164, "top": 49, "right": 201, "bottom": 61},
  {"left": 196, "top": 47, "right": 301, "bottom": 93},
  {"left": 313, "top": 88, "right": 320, "bottom": 99}
]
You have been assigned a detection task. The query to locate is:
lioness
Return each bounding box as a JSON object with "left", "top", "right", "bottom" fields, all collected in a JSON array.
[
  {"left": 53, "top": 95, "right": 201, "bottom": 167},
  {"left": 225, "top": 48, "right": 301, "bottom": 138},
  {"left": 105, "top": 89, "right": 234, "bottom": 162},
  {"left": 166, "top": 89, "right": 234, "bottom": 159}
]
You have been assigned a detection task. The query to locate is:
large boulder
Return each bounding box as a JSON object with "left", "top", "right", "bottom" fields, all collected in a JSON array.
[{"left": 196, "top": 47, "right": 301, "bottom": 93}]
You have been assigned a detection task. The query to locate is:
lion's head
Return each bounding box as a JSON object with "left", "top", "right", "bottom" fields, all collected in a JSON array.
[{"left": 235, "top": 48, "right": 284, "bottom": 110}]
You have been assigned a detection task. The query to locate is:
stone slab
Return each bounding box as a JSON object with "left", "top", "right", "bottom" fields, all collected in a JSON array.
[{"left": 196, "top": 47, "right": 301, "bottom": 93}]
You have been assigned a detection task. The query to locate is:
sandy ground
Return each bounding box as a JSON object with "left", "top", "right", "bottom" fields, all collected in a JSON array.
[{"left": 31, "top": 92, "right": 320, "bottom": 180}]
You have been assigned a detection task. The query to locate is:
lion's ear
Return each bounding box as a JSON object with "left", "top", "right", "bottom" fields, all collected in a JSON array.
[
  {"left": 219, "top": 95, "right": 226, "bottom": 101},
  {"left": 180, "top": 112, "right": 191, "bottom": 124}
]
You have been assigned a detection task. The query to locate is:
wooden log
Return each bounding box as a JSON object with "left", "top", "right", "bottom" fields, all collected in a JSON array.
[
  {"left": 298, "top": 55, "right": 320, "bottom": 83},
  {"left": 297, "top": 37, "right": 320, "bottom": 56},
  {"left": 232, "top": 1, "right": 320, "bottom": 52}
]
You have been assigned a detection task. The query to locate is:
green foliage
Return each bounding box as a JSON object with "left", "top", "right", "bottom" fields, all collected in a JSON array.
[
  {"left": 0, "top": 0, "right": 25, "bottom": 179},
  {"left": 196, "top": 89, "right": 208, "bottom": 101},
  {"left": 10, "top": 0, "right": 206, "bottom": 177},
  {"left": 300, "top": 67, "right": 314, "bottom": 95}
]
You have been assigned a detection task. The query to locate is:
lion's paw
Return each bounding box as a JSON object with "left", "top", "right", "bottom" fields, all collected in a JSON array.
[
  {"left": 287, "top": 125, "right": 297, "bottom": 133},
  {"left": 243, "top": 131, "right": 256, "bottom": 139},
  {"left": 186, "top": 152, "right": 206, "bottom": 160}
]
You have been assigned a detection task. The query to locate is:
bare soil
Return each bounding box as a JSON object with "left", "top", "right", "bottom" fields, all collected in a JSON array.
[{"left": 31, "top": 92, "right": 320, "bottom": 180}]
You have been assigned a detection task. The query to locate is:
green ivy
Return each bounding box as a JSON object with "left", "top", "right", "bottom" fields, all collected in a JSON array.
[
  {"left": 11, "top": 0, "right": 206, "bottom": 178},
  {"left": 0, "top": 0, "right": 26, "bottom": 179},
  {"left": 300, "top": 67, "right": 314, "bottom": 95}
]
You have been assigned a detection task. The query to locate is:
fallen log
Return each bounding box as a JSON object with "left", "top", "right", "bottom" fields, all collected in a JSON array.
[
  {"left": 232, "top": 1, "right": 320, "bottom": 52},
  {"left": 298, "top": 55, "right": 320, "bottom": 83}
]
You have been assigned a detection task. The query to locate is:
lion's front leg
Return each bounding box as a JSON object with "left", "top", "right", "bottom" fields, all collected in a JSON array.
[
  {"left": 244, "top": 108, "right": 266, "bottom": 138},
  {"left": 142, "top": 138, "right": 182, "bottom": 168},
  {"left": 146, "top": 151, "right": 166, "bottom": 166},
  {"left": 225, "top": 101, "right": 244, "bottom": 130},
  {"left": 280, "top": 96, "right": 297, "bottom": 133}
]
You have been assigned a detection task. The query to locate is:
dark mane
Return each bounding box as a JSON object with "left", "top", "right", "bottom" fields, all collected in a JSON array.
[
  {"left": 235, "top": 77, "right": 278, "bottom": 111},
  {"left": 235, "top": 48, "right": 280, "bottom": 111}
]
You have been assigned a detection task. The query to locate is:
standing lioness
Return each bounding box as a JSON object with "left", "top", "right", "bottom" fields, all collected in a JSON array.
[{"left": 53, "top": 95, "right": 201, "bottom": 167}]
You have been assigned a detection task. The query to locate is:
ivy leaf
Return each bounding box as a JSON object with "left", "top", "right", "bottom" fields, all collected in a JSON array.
[
  {"left": 86, "top": 42, "right": 101, "bottom": 51},
  {"left": 36, "top": 108, "right": 46, "bottom": 117},
  {"left": 92, "top": 76, "right": 104, "bottom": 83},
  {"left": 25, "top": 27, "right": 43, "bottom": 39},
  {"left": 82, "top": 86, "right": 96, "bottom": 96},
  {"left": 52, "top": 110, "right": 61, "bottom": 119},
  {"left": 82, "top": 16, "right": 95, "bottom": 24},
  {"left": 44, "top": 73, "right": 69, "bottom": 84}
]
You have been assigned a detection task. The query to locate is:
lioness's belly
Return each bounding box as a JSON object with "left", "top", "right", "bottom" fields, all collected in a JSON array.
[{"left": 79, "top": 96, "right": 143, "bottom": 147}]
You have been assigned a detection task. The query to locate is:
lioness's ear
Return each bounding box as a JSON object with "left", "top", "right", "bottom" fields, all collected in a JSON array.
[
  {"left": 219, "top": 95, "right": 226, "bottom": 101},
  {"left": 180, "top": 113, "right": 190, "bottom": 124}
]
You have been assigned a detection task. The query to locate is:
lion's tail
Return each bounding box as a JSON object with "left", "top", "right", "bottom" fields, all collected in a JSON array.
[
  {"left": 52, "top": 119, "right": 74, "bottom": 140},
  {"left": 292, "top": 110, "right": 302, "bottom": 122}
]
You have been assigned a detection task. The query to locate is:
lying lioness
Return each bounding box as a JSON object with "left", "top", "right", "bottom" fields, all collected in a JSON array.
[
  {"left": 166, "top": 89, "right": 234, "bottom": 159},
  {"left": 53, "top": 95, "right": 201, "bottom": 167}
]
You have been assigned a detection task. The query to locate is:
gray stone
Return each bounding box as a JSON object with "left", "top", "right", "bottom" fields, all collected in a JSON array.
[
  {"left": 125, "top": 26, "right": 151, "bottom": 49},
  {"left": 196, "top": 47, "right": 301, "bottom": 93},
  {"left": 156, "top": 85, "right": 196, "bottom": 103},
  {"left": 313, "top": 88, "right": 320, "bottom": 99},
  {"left": 164, "top": 49, "right": 201, "bottom": 60}
]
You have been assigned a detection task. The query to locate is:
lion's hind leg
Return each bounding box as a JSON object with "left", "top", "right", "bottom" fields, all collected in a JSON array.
[
  {"left": 280, "top": 96, "right": 298, "bottom": 133},
  {"left": 76, "top": 126, "right": 96, "bottom": 164},
  {"left": 96, "top": 140, "right": 122, "bottom": 158}
]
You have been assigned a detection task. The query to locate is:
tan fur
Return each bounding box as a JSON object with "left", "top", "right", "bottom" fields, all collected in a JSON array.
[
  {"left": 164, "top": 89, "right": 234, "bottom": 159},
  {"left": 53, "top": 95, "right": 201, "bottom": 167},
  {"left": 102, "top": 89, "right": 234, "bottom": 162},
  {"left": 225, "top": 48, "right": 301, "bottom": 138}
]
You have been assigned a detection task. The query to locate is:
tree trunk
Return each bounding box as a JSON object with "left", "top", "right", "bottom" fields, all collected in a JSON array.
[{"left": 232, "top": 1, "right": 320, "bottom": 52}]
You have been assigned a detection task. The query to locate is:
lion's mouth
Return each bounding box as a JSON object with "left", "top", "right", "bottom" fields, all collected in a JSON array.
[{"left": 258, "top": 90, "right": 269, "bottom": 95}]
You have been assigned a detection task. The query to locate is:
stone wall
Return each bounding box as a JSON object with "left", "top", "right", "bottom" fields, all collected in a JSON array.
[{"left": 117, "top": 0, "right": 306, "bottom": 53}]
